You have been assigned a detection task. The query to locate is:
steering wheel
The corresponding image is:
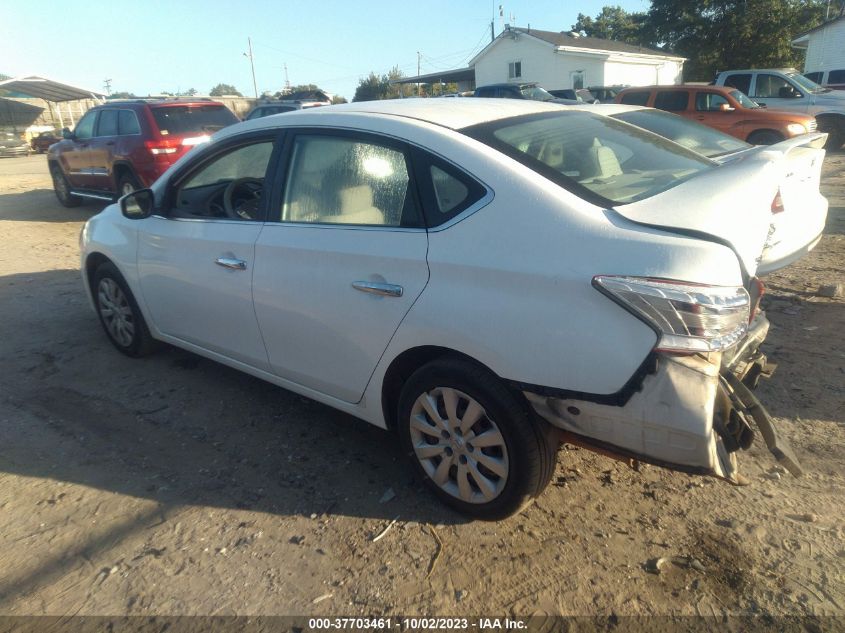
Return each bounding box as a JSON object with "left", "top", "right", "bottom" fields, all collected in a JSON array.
[{"left": 223, "top": 177, "right": 263, "bottom": 220}]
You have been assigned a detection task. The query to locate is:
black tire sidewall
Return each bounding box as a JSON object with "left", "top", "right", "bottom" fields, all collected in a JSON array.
[
  {"left": 92, "top": 262, "right": 154, "bottom": 357},
  {"left": 50, "top": 166, "right": 81, "bottom": 207},
  {"left": 397, "top": 358, "right": 554, "bottom": 520}
]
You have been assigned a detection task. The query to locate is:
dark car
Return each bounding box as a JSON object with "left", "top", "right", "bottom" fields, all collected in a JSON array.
[
  {"left": 243, "top": 100, "right": 325, "bottom": 121},
  {"left": 0, "top": 131, "right": 31, "bottom": 158},
  {"left": 473, "top": 83, "right": 577, "bottom": 104},
  {"left": 47, "top": 98, "right": 239, "bottom": 207},
  {"left": 30, "top": 131, "right": 61, "bottom": 153}
]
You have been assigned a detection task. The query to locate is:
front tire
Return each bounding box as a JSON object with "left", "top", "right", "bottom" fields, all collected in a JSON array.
[
  {"left": 747, "top": 130, "right": 783, "bottom": 145},
  {"left": 398, "top": 358, "right": 557, "bottom": 520},
  {"left": 93, "top": 262, "right": 157, "bottom": 357}
]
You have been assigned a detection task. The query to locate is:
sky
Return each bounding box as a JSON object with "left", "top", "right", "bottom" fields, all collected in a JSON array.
[{"left": 1, "top": 0, "right": 649, "bottom": 101}]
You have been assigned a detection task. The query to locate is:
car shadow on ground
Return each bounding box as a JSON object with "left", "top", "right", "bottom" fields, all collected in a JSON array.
[
  {"left": 0, "top": 189, "right": 107, "bottom": 222},
  {"left": 0, "top": 269, "right": 471, "bottom": 528}
]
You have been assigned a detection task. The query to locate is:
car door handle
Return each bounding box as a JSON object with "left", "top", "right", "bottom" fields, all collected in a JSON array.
[
  {"left": 215, "top": 257, "right": 247, "bottom": 270},
  {"left": 351, "top": 281, "right": 403, "bottom": 297}
]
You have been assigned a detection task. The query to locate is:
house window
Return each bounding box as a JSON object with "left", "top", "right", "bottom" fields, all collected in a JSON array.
[
  {"left": 570, "top": 70, "right": 585, "bottom": 89},
  {"left": 508, "top": 61, "right": 522, "bottom": 79}
]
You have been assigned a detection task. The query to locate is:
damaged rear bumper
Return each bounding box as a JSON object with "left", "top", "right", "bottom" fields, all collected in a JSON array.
[{"left": 524, "top": 312, "right": 802, "bottom": 482}]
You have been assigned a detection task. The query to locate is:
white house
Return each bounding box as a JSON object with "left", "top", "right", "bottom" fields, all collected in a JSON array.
[
  {"left": 791, "top": 14, "right": 845, "bottom": 83},
  {"left": 469, "top": 26, "right": 685, "bottom": 90}
]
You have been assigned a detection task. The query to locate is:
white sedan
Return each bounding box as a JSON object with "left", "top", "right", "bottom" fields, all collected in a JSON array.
[{"left": 81, "top": 99, "right": 817, "bottom": 518}]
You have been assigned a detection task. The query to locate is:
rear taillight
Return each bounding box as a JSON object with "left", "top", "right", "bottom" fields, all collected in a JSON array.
[
  {"left": 771, "top": 189, "right": 785, "bottom": 214},
  {"left": 145, "top": 139, "right": 179, "bottom": 155},
  {"left": 593, "top": 276, "right": 750, "bottom": 353}
]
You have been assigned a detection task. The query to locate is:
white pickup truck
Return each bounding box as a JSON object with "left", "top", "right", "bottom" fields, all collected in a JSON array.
[{"left": 713, "top": 67, "right": 845, "bottom": 149}]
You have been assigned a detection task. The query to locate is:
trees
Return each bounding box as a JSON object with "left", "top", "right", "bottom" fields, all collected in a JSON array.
[
  {"left": 107, "top": 92, "right": 138, "bottom": 100},
  {"left": 648, "top": 0, "right": 828, "bottom": 80},
  {"left": 209, "top": 83, "right": 242, "bottom": 97},
  {"left": 572, "top": 2, "right": 829, "bottom": 82},
  {"left": 352, "top": 66, "right": 407, "bottom": 102}
]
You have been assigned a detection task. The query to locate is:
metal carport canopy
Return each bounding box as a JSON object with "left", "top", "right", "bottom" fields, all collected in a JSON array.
[{"left": 0, "top": 76, "right": 105, "bottom": 102}]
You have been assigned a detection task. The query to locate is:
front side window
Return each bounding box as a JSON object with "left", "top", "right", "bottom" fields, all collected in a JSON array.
[
  {"left": 174, "top": 140, "right": 275, "bottom": 221},
  {"left": 654, "top": 91, "right": 689, "bottom": 111},
  {"left": 754, "top": 74, "right": 798, "bottom": 98},
  {"left": 96, "top": 109, "right": 118, "bottom": 136},
  {"left": 74, "top": 111, "right": 97, "bottom": 140},
  {"left": 463, "top": 111, "right": 714, "bottom": 205},
  {"left": 508, "top": 61, "right": 522, "bottom": 79},
  {"left": 280, "top": 135, "right": 417, "bottom": 227},
  {"left": 695, "top": 92, "right": 729, "bottom": 111}
]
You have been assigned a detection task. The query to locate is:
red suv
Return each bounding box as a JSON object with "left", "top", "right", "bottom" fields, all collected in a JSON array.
[{"left": 48, "top": 98, "right": 238, "bottom": 207}]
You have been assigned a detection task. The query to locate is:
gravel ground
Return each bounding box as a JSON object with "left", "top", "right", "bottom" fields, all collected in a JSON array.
[{"left": 0, "top": 152, "right": 843, "bottom": 621}]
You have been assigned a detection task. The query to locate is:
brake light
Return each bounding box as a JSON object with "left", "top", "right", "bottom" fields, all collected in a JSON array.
[
  {"left": 771, "top": 190, "right": 785, "bottom": 214},
  {"left": 145, "top": 139, "right": 180, "bottom": 155},
  {"left": 593, "top": 276, "right": 750, "bottom": 353}
]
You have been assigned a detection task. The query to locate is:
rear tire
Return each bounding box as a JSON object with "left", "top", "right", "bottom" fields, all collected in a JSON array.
[
  {"left": 747, "top": 130, "right": 783, "bottom": 145},
  {"left": 50, "top": 164, "right": 82, "bottom": 207},
  {"left": 823, "top": 128, "right": 844, "bottom": 150},
  {"left": 93, "top": 261, "right": 158, "bottom": 357},
  {"left": 397, "top": 357, "right": 557, "bottom": 520}
]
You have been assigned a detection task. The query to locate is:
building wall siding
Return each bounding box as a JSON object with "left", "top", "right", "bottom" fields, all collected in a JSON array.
[
  {"left": 474, "top": 33, "right": 683, "bottom": 90},
  {"left": 804, "top": 20, "right": 845, "bottom": 73}
]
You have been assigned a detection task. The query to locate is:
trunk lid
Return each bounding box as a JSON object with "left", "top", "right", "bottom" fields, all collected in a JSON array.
[{"left": 614, "top": 133, "right": 828, "bottom": 276}]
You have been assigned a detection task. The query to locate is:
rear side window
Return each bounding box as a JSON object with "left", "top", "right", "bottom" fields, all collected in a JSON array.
[
  {"left": 151, "top": 105, "right": 237, "bottom": 136},
  {"left": 412, "top": 155, "right": 487, "bottom": 227},
  {"left": 654, "top": 91, "right": 689, "bottom": 111},
  {"left": 462, "top": 111, "right": 714, "bottom": 205},
  {"left": 620, "top": 91, "right": 650, "bottom": 106},
  {"left": 829, "top": 69, "right": 845, "bottom": 84},
  {"left": 804, "top": 71, "right": 823, "bottom": 83},
  {"left": 96, "top": 109, "right": 118, "bottom": 136},
  {"left": 119, "top": 110, "right": 141, "bottom": 135},
  {"left": 723, "top": 73, "right": 752, "bottom": 95}
]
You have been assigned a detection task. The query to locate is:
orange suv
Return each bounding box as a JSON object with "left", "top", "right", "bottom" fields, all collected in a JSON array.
[
  {"left": 615, "top": 85, "right": 817, "bottom": 145},
  {"left": 48, "top": 98, "right": 238, "bottom": 207}
]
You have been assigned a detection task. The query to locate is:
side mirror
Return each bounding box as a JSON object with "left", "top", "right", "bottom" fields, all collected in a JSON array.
[
  {"left": 121, "top": 188, "right": 155, "bottom": 219},
  {"left": 719, "top": 103, "right": 736, "bottom": 112},
  {"left": 61, "top": 127, "right": 74, "bottom": 140}
]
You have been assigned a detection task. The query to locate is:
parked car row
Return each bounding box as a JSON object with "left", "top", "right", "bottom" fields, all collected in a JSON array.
[
  {"left": 79, "top": 96, "right": 825, "bottom": 518},
  {"left": 0, "top": 130, "right": 31, "bottom": 158}
]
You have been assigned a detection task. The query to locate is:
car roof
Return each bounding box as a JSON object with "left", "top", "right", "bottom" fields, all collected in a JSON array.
[
  {"left": 220, "top": 98, "right": 565, "bottom": 137},
  {"left": 619, "top": 84, "right": 735, "bottom": 95}
]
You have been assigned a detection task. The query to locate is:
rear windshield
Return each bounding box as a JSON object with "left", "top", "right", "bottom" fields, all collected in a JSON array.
[
  {"left": 151, "top": 105, "right": 237, "bottom": 136},
  {"left": 462, "top": 111, "right": 714, "bottom": 205},
  {"left": 613, "top": 109, "right": 750, "bottom": 158}
]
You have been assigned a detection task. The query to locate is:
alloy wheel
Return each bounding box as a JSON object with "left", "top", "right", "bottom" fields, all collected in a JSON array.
[
  {"left": 409, "top": 387, "right": 509, "bottom": 504},
  {"left": 97, "top": 278, "right": 135, "bottom": 348}
]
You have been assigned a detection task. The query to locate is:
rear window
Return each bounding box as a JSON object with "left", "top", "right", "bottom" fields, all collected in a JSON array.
[
  {"left": 151, "top": 105, "right": 237, "bottom": 136},
  {"left": 462, "top": 111, "right": 714, "bottom": 205},
  {"left": 620, "top": 91, "right": 650, "bottom": 106},
  {"left": 613, "top": 109, "right": 750, "bottom": 159}
]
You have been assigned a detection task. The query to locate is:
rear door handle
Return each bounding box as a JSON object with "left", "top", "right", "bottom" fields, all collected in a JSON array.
[
  {"left": 215, "top": 257, "right": 247, "bottom": 270},
  {"left": 352, "top": 281, "right": 403, "bottom": 297}
]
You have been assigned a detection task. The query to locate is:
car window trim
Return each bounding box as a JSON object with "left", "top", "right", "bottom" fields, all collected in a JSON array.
[
  {"left": 159, "top": 129, "right": 286, "bottom": 223},
  {"left": 266, "top": 126, "right": 426, "bottom": 230}
]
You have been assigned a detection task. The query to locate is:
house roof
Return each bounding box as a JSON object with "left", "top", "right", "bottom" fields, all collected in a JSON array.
[
  {"left": 475, "top": 27, "right": 682, "bottom": 61},
  {"left": 0, "top": 76, "right": 104, "bottom": 102}
]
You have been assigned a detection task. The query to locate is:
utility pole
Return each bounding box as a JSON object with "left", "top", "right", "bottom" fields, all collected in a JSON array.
[
  {"left": 490, "top": 20, "right": 495, "bottom": 42},
  {"left": 244, "top": 37, "right": 258, "bottom": 99},
  {"left": 103, "top": 78, "right": 112, "bottom": 96},
  {"left": 417, "top": 51, "right": 421, "bottom": 97},
  {"left": 283, "top": 63, "right": 291, "bottom": 95}
]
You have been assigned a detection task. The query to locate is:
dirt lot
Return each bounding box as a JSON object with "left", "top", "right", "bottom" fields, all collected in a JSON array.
[{"left": 0, "top": 152, "right": 843, "bottom": 622}]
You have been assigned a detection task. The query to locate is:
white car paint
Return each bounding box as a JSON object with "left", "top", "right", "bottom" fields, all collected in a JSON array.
[{"left": 81, "top": 99, "right": 818, "bottom": 487}]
